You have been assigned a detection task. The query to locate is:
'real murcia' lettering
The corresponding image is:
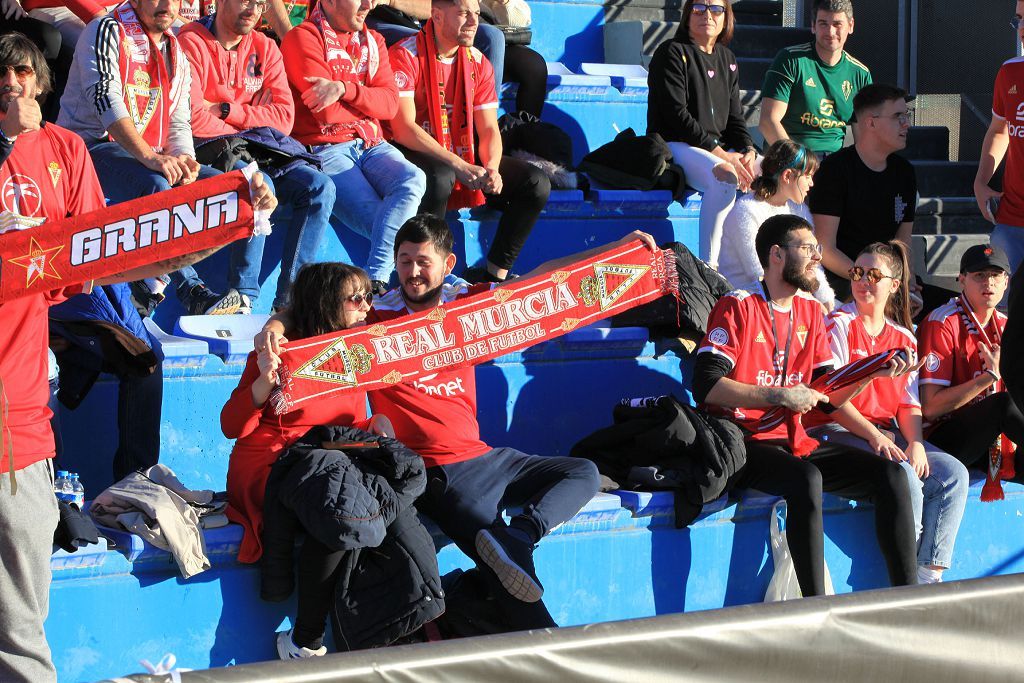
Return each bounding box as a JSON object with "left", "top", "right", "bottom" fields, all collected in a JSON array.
[
  {"left": 370, "top": 323, "right": 456, "bottom": 363},
  {"left": 459, "top": 283, "right": 577, "bottom": 341},
  {"left": 69, "top": 192, "right": 239, "bottom": 266}
]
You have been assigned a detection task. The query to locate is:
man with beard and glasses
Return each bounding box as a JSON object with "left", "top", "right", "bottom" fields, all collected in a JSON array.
[
  {"left": 0, "top": 33, "right": 274, "bottom": 681},
  {"left": 693, "top": 213, "right": 919, "bottom": 597},
  {"left": 259, "top": 215, "right": 656, "bottom": 631},
  {"left": 179, "top": 0, "right": 337, "bottom": 312}
]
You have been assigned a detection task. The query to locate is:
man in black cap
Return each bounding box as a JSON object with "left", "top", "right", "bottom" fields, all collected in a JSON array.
[{"left": 917, "top": 243, "right": 1024, "bottom": 478}]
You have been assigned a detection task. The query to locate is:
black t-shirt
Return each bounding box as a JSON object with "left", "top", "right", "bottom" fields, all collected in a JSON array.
[{"left": 807, "top": 146, "right": 916, "bottom": 296}]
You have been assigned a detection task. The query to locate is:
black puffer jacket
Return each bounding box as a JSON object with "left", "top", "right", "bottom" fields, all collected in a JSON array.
[
  {"left": 571, "top": 395, "right": 746, "bottom": 527},
  {"left": 262, "top": 425, "right": 444, "bottom": 650}
]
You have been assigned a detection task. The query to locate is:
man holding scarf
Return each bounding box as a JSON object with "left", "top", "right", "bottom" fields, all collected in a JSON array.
[
  {"left": 0, "top": 33, "right": 275, "bottom": 681},
  {"left": 58, "top": 0, "right": 249, "bottom": 316},
  {"left": 280, "top": 0, "right": 425, "bottom": 293},
  {"left": 386, "top": 0, "right": 549, "bottom": 284},
  {"left": 919, "top": 244, "right": 1024, "bottom": 499}
]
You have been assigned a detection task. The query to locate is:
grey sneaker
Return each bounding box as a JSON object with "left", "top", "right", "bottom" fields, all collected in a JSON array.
[
  {"left": 184, "top": 286, "right": 243, "bottom": 316},
  {"left": 236, "top": 293, "right": 252, "bottom": 315},
  {"left": 475, "top": 527, "right": 544, "bottom": 603},
  {"left": 276, "top": 629, "right": 326, "bottom": 660}
]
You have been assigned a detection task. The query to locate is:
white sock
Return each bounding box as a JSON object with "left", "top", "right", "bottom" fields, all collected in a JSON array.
[{"left": 917, "top": 566, "right": 943, "bottom": 584}]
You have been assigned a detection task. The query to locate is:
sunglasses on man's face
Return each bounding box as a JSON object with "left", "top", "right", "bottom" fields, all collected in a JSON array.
[
  {"left": 0, "top": 64, "right": 35, "bottom": 81},
  {"left": 848, "top": 266, "right": 896, "bottom": 284}
]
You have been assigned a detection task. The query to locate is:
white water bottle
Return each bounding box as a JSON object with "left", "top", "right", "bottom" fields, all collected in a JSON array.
[
  {"left": 69, "top": 473, "right": 86, "bottom": 510},
  {"left": 54, "top": 470, "right": 73, "bottom": 504}
]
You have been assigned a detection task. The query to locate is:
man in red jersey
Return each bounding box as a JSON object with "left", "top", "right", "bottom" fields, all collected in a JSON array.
[
  {"left": 918, "top": 244, "right": 1024, "bottom": 473},
  {"left": 974, "top": 1, "right": 1024, "bottom": 275},
  {"left": 0, "top": 34, "right": 275, "bottom": 682},
  {"left": 693, "top": 213, "right": 918, "bottom": 598}
]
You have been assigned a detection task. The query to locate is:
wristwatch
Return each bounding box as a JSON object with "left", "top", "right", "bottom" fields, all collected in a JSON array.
[{"left": 218, "top": 103, "right": 230, "bottom": 120}]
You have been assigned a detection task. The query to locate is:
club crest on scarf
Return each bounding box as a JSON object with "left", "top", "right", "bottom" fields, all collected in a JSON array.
[
  {"left": 579, "top": 262, "right": 651, "bottom": 310},
  {"left": 7, "top": 237, "right": 64, "bottom": 287},
  {"left": 125, "top": 70, "right": 160, "bottom": 135}
]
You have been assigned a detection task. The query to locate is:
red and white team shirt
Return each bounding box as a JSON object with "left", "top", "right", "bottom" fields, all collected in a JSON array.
[
  {"left": 804, "top": 303, "right": 919, "bottom": 429},
  {"left": 366, "top": 282, "right": 494, "bottom": 467},
  {"left": 698, "top": 289, "right": 832, "bottom": 441},
  {"left": 0, "top": 124, "right": 103, "bottom": 473},
  {"left": 386, "top": 36, "right": 498, "bottom": 139},
  {"left": 918, "top": 298, "right": 1007, "bottom": 431},
  {"left": 992, "top": 56, "right": 1024, "bottom": 227}
]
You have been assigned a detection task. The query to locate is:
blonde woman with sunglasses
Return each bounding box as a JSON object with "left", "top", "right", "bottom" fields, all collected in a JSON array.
[{"left": 804, "top": 241, "right": 969, "bottom": 584}]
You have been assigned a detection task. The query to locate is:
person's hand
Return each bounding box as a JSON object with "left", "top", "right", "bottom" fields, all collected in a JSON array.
[
  {"left": 249, "top": 170, "right": 278, "bottom": 213},
  {"left": 0, "top": 0, "right": 27, "bottom": 21},
  {"left": 454, "top": 160, "right": 488, "bottom": 190},
  {"left": 254, "top": 328, "right": 288, "bottom": 356},
  {"left": 979, "top": 341, "right": 1001, "bottom": 382},
  {"left": 302, "top": 76, "right": 345, "bottom": 113},
  {"left": 141, "top": 152, "right": 187, "bottom": 185},
  {"left": 175, "top": 155, "right": 200, "bottom": 185},
  {"left": 974, "top": 181, "right": 1003, "bottom": 224},
  {"left": 777, "top": 384, "right": 829, "bottom": 413},
  {"left": 481, "top": 166, "right": 503, "bottom": 195},
  {"left": 713, "top": 150, "right": 755, "bottom": 189},
  {"left": 871, "top": 347, "right": 923, "bottom": 380},
  {"left": 367, "top": 413, "right": 394, "bottom": 438},
  {"left": 255, "top": 344, "right": 281, "bottom": 385},
  {"left": 868, "top": 428, "right": 906, "bottom": 461},
  {"left": 0, "top": 87, "right": 41, "bottom": 138},
  {"left": 738, "top": 149, "right": 758, "bottom": 184},
  {"left": 616, "top": 230, "right": 657, "bottom": 251},
  {"left": 905, "top": 441, "right": 930, "bottom": 478}
]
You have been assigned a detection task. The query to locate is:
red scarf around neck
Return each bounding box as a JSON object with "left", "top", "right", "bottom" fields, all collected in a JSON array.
[
  {"left": 111, "top": 1, "right": 183, "bottom": 152},
  {"left": 309, "top": 3, "right": 382, "bottom": 145},
  {"left": 954, "top": 295, "right": 1016, "bottom": 500},
  {"left": 417, "top": 19, "right": 484, "bottom": 209}
]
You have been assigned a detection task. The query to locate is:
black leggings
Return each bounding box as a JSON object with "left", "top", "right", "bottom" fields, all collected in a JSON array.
[
  {"left": 503, "top": 45, "right": 547, "bottom": 118},
  {"left": 396, "top": 148, "right": 550, "bottom": 271},
  {"left": 928, "top": 392, "right": 1024, "bottom": 472},
  {"left": 731, "top": 440, "right": 918, "bottom": 597},
  {"left": 292, "top": 536, "right": 344, "bottom": 650}
]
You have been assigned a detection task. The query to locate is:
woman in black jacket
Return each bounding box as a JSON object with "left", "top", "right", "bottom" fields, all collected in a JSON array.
[{"left": 647, "top": 0, "right": 757, "bottom": 271}]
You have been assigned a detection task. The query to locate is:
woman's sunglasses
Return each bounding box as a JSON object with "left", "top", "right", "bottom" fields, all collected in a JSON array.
[
  {"left": 345, "top": 292, "right": 373, "bottom": 305},
  {"left": 848, "top": 266, "right": 897, "bottom": 284}
]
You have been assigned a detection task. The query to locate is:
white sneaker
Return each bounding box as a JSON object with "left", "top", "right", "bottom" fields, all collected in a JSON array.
[{"left": 276, "top": 629, "right": 327, "bottom": 660}]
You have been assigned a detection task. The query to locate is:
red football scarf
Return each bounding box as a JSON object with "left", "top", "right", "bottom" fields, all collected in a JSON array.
[
  {"left": 111, "top": 1, "right": 185, "bottom": 152},
  {"left": 0, "top": 170, "right": 257, "bottom": 304},
  {"left": 269, "top": 241, "right": 678, "bottom": 414},
  {"left": 310, "top": 3, "right": 382, "bottom": 145},
  {"left": 955, "top": 295, "right": 1016, "bottom": 500},
  {"left": 418, "top": 20, "right": 484, "bottom": 210},
  {"left": 752, "top": 348, "right": 906, "bottom": 457}
]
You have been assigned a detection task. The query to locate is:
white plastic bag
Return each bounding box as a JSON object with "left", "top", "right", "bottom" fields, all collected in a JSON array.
[{"left": 764, "top": 500, "right": 834, "bottom": 601}]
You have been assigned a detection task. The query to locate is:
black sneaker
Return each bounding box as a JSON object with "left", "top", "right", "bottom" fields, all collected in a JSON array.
[
  {"left": 128, "top": 280, "right": 164, "bottom": 318},
  {"left": 370, "top": 280, "right": 389, "bottom": 297},
  {"left": 462, "top": 266, "right": 500, "bottom": 284},
  {"left": 475, "top": 527, "right": 543, "bottom": 603},
  {"left": 184, "top": 285, "right": 243, "bottom": 316}
]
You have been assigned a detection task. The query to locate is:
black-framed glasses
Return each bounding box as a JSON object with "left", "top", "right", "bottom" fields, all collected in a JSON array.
[
  {"left": 345, "top": 292, "right": 373, "bottom": 305},
  {"left": 870, "top": 109, "right": 914, "bottom": 126},
  {"left": 0, "top": 64, "right": 35, "bottom": 81},
  {"left": 692, "top": 3, "right": 727, "bottom": 16},
  {"left": 238, "top": 0, "right": 269, "bottom": 11},
  {"left": 849, "top": 266, "right": 896, "bottom": 284},
  {"left": 781, "top": 242, "right": 823, "bottom": 257},
  {"left": 1012, "top": 16, "right": 1022, "bottom": 29}
]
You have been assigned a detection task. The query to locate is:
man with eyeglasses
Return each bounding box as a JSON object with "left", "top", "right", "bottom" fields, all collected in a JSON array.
[
  {"left": 694, "top": 213, "right": 919, "bottom": 598},
  {"left": 760, "top": 0, "right": 871, "bottom": 157},
  {"left": 179, "top": 0, "right": 339, "bottom": 311},
  {"left": 973, "top": 3, "right": 1024, "bottom": 277},
  {"left": 808, "top": 83, "right": 919, "bottom": 303},
  {"left": 918, "top": 244, "right": 1024, "bottom": 483}
]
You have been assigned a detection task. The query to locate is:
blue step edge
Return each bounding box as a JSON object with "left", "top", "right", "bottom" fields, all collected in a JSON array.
[
  {"left": 143, "top": 317, "right": 209, "bottom": 366},
  {"left": 174, "top": 314, "right": 270, "bottom": 364}
]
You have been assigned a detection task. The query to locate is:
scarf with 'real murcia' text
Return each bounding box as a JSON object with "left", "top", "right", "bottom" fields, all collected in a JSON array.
[{"left": 269, "top": 240, "right": 678, "bottom": 414}]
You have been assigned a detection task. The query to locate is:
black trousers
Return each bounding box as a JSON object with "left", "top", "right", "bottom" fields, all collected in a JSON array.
[
  {"left": 504, "top": 45, "right": 547, "bottom": 118},
  {"left": 396, "top": 147, "right": 550, "bottom": 271},
  {"left": 928, "top": 392, "right": 1024, "bottom": 473},
  {"left": 729, "top": 440, "right": 918, "bottom": 597}
]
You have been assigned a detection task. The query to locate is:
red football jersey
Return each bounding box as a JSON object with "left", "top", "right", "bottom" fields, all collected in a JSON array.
[
  {"left": 804, "top": 303, "right": 919, "bottom": 429},
  {"left": 366, "top": 282, "right": 494, "bottom": 467},
  {"left": 698, "top": 289, "right": 832, "bottom": 440},
  {"left": 993, "top": 57, "right": 1024, "bottom": 227}
]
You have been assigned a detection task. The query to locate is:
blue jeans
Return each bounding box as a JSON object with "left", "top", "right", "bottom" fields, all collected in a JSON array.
[
  {"left": 809, "top": 423, "right": 969, "bottom": 569},
  {"left": 366, "top": 20, "right": 506, "bottom": 88},
  {"left": 990, "top": 223, "right": 1024, "bottom": 275},
  {"left": 87, "top": 142, "right": 263, "bottom": 298},
  {"left": 313, "top": 139, "right": 425, "bottom": 282}
]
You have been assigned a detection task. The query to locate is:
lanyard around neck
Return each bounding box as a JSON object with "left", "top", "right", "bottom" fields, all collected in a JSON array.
[{"left": 762, "top": 282, "right": 794, "bottom": 385}]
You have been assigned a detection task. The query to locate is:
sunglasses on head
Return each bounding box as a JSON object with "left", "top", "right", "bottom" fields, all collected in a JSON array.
[
  {"left": 848, "top": 266, "right": 897, "bottom": 284},
  {"left": 345, "top": 292, "right": 373, "bottom": 305}
]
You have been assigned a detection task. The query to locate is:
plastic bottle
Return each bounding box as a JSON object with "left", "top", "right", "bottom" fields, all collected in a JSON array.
[
  {"left": 69, "top": 473, "right": 86, "bottom": 509},
  {"left": 54, "top": 470, "right": 73, "bottom": 504}
]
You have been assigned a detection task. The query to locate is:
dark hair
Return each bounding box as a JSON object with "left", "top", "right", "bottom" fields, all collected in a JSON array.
[
  {"left": 858, "top": 241, "right": 913, "bottom": 329},
  {"left": 852, "top": 83, "right": 908, "bottom": 121},
  {"left": 0, "top": 33, "right": 51, "bottom": 100},
  {"left": 755, "top": 214, "right": 813, "bottom": 268},
  {"left": 393, "top": 213, "right": 454, "bottom": 257},
  {"left": 750, "top": 140, "right": 818, "bottom": 201},
  {"left": 676, "top": 0, "right": 735, "bottom": 46},
  {"left": 812, "top": 0, "right": 854, "bottom": 21},
  {"left": 289, "top": 262, "right": 372, "bottom": 339}
]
